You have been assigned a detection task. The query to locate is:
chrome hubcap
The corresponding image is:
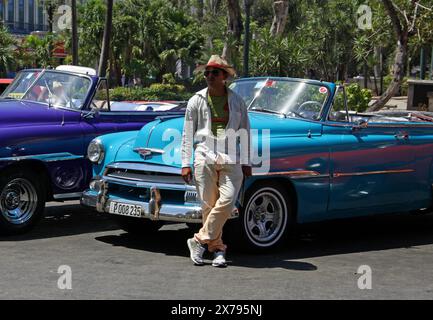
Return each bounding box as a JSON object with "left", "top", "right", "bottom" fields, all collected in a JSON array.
[
  {"left": 1, "top": 178, "right": 38, "bottom": 225},
  {"left": 244, "top": 189, "right": 286, "bottom": 245}
]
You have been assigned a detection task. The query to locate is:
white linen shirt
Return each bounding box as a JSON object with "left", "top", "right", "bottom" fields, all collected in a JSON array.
[{"left": 181, "top": 87, "right": 251, "bottom": 168}]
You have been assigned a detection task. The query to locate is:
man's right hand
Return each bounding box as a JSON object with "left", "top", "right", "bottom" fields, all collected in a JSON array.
[{"left": 181, "top": 167, "right": 193, "bottom": 184}]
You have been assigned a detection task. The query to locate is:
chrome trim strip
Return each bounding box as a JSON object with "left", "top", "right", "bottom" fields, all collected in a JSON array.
[
  {"left": 333, "top": 169, "right": 415, "bottom": 178},
  {"left": 253, "top": 170, "right": 328, "bottom": 179},
  {"left": 325, "top": 122, "right": 433, "bottom": 129},
  {"left": 102, "top": 175, "right": 196, "bottom": 191},
  {"left": 106, "top": 172, "right": 185, "bottom": 184},
  {"left": 145, "top": 121, "right": 161, "bottom": 147},
  {"left": 106, "top": 162, "right": 181, "bottom": 175},
  {"left": 0, "top": 152, "right": 84, "bottom": 162},
  {"left": 53, "top": 192, "right": 83, "bottom": 200}
]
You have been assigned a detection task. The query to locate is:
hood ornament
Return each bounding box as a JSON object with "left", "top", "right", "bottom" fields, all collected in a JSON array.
[{"left": 133, "top": 147, "right": 165, "bottom": 159}]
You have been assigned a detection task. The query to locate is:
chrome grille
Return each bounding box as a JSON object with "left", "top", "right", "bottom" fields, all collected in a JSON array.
[{"left": 105, "top": 163, "right": 184, "bottom": 185}]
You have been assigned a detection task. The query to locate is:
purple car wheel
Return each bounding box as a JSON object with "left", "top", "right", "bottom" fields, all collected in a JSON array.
[
  {"left": 0, "top": 178, "right": 38, "bottom": 225},
  {"left": 0, "top": 169, "right": 46, "bottom": 235}
]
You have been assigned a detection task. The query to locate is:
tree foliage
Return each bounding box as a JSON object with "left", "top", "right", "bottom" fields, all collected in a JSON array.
[
  {"left": 3, "top": 0, "right": 433, "bottom": 107},
  {"left": 0, "top": 24, "right": 15, "bottom": 76}
]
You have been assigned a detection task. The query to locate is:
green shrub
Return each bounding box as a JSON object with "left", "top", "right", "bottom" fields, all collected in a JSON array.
[
  {"left": 346, "top": 83, "right": 372, "bottom": 113},
  {"left": 162, "top": 73, "right": 176, "bottom": 85},
  {"left": 109, "top": 83, "right": 192, "bottom": 101}
]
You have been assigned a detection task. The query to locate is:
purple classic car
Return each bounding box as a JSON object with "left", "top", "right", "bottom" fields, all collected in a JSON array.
[{"left": 0, "top": 65, "right": 184, "bottom": 235}]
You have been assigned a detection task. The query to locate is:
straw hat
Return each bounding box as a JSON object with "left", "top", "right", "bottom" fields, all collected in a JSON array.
[{"left": 195, "top": 55, "right": 236, "bottom": 77}]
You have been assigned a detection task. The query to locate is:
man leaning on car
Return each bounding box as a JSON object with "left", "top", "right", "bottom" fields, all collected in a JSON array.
[{"left": 181, "top": 55, "right": 252, "bottom": 268}]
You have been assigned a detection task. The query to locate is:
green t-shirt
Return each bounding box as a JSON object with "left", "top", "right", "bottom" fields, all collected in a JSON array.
[{"left": 208, "top": 94, "right": 229, "bottom": 137}]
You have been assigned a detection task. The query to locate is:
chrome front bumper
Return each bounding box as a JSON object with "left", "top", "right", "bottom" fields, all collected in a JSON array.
[{"left": 81, "top": 179, "right": 239, "bottom": 223}]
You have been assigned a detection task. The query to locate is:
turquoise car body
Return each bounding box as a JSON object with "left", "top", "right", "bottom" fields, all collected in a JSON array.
[{"left": 82, "top": 77, "right": 433, "bottom": 250}]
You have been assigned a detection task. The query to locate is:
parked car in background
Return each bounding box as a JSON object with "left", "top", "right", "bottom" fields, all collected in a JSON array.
[
  {"left": 82, "top": 77, "right": 433, "bottom": 252},
  {"left": 110, "top": 101, "right": 187, "bottom": 112},
  {"left": 0, "top": 78, "right": 13, "bottom": 95},
  {"left": 0, "top": 65, "right": 184, "bottom": 235}
]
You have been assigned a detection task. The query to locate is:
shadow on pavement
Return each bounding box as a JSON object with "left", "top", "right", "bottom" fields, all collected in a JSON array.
[
  {"left": 0, "top": 203, "right": 119, "bottom": 241},
  {"left": 96, "top": 229, "right": 318, "bottom": 271},
  {"left": 4, "top": 199, "right": 433, "bottom": 271},
  {"left": 95, "top": 212, "right": 433, "bottom": 270}
]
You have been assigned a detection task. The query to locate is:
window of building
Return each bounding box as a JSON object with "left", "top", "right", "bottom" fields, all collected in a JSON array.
[
  {"left": 38, "top": 2, "right": 44, "bottom": 30},
  {"left": 0, "top": 1, "right": 4, "bottom": 21},
  {"left": 18, "top": 0, "right": 24, "bottom": 29},
  {"left": 8, "top": 0, "right": 14, "bottom": 24},
  {"left": 28, "top": 0, "right": 35, "bottom": 29}
]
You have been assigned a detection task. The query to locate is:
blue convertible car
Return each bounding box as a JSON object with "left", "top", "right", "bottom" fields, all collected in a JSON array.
[{"left": 82, "top": 77, "right": 433, "bottom": 251}]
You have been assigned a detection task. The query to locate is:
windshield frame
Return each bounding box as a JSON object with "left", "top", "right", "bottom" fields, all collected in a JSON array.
[
  {"left": 2, "top": 69, "right": 94, "bottom": 111},
  {"left": 231, "top": 77, "right": 332, "bottom": 122}
]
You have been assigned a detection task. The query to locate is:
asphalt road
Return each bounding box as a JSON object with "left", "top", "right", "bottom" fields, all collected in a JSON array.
[{"left": 1, "top": 200, "right": 433, "bottom": 300}]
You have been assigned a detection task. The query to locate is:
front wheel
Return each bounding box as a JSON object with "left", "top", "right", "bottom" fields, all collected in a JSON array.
[
  {"left": 0, "top": 168, "right": 46, "bottom": 235},
  {"left": 225, "top": 182, "right": 293, "bottom": 252}
]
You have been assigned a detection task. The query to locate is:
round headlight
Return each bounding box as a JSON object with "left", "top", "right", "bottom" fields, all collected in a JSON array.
[{"left": 87, "top": 139, "right": 105, "bottom": 164}]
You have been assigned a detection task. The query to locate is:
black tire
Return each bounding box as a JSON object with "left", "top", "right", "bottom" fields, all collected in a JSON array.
[
  {"left": 114, "top": 216, "right": 163, "bottom": 235},
  {"left": 0, "top": 168, "right": 46, "bottom": 235},
  {"left": 225, "top": 181, "right": 294, "bottom": 252}
]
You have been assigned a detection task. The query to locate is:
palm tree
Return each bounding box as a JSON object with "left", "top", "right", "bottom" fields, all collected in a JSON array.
[
  {"left": 98, "top": 0, "right": 113, "bottom": 77},
  {"left": 222, "top": 0, "right": 243, "bottom": 67},
  {"left": 71, "top": 0, "right": 78, "bottom": 65}
]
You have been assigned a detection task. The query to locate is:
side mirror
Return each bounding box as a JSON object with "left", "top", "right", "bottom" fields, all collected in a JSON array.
[{"left": 352, "top": 119, "right": 368, "bottom": 131}]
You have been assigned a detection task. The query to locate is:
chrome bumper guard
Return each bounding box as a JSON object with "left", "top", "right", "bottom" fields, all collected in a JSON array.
[{"left": 81, "top": 178, "right": 239, "bottom": 223}]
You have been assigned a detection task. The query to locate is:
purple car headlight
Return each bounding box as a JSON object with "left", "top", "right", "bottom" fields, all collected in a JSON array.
[{"left": 87, "top": 139, "right": 105, "bottom": 164}]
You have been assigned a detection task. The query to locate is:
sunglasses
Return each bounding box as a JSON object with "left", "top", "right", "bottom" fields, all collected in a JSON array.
[{"left": 204, "top": 69, "right": 222, "bottom": 77}]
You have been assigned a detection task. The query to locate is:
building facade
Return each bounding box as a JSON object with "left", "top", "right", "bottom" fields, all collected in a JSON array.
[{"left": 0, "top": 0, "right": 49, "bottom": 35}]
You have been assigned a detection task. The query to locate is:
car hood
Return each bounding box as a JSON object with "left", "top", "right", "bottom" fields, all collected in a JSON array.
[
  {"left": 0, "top": 99, "right": 63, "bottom": 127},
  {"left": 115, "top": 112, "right": 323, "bottom": 168}
]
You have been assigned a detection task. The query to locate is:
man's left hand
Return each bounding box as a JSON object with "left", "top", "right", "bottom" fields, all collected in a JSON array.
[{"left": 242, "top": 166, "right": 252, "bottom": 178}]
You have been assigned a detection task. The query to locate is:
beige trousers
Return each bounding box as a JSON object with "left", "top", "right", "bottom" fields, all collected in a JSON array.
[{"left": 193, "top": 161, "right": 244, "bottom": 252}]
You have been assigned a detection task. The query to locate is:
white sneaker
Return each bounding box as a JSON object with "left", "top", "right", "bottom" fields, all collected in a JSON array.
[
  {"left": 187, "top": 238, "right": 206, "bottom": 266},
  {"left": 212, "top": 251, "right": 227, "bottom": 268}
]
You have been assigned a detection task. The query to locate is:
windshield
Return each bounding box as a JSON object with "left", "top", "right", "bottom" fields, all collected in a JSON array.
[
  {"left": 230, "top": 79, "right": 329, "bottom": 120},
  {"left": 1, "top": 71, "right": 40, "bottom": 99},
  {"left": 2, "top": 70, "right": 92, "bottom": 110}
]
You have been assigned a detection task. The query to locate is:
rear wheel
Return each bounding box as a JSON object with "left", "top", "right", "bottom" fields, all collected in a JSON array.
[
  {"left": 114, "top": 216, "right": 163, "bottom": 235},
  {"left": 225, "top": 182, "right": 293, "bottom": 252},
  {"left": 0, "top": 168, "right": 46, "bottom": 235}
]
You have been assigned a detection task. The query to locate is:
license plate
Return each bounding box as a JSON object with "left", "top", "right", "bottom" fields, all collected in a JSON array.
[{"left": 109, "top": 201, "right": 143, "bottom": 218}]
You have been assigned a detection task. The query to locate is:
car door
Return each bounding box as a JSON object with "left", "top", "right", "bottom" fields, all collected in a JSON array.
[
  {"left": 46, "top": 108, "right": 90, "bottom": 196},
  {"left": 323, "top": 86, "right": 419, "bottom": 218}
]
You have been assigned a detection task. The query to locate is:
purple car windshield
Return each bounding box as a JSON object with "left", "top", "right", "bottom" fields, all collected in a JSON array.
[{"left": 3, "top": 70, "right": 92, "bottom": 110}]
